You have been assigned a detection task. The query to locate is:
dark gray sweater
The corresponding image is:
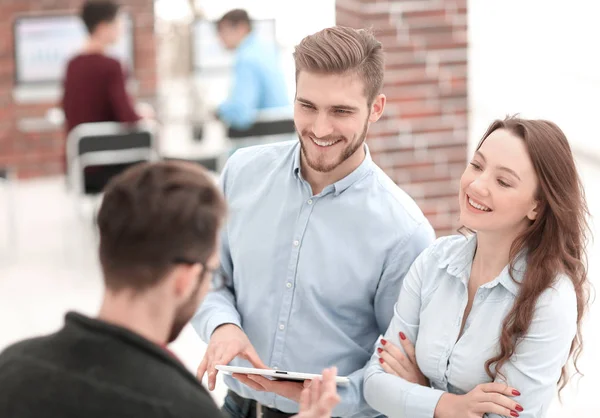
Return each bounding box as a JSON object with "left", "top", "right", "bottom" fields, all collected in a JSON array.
[{"left": 0, "top": 312, "right": 224, "bottom": 418}]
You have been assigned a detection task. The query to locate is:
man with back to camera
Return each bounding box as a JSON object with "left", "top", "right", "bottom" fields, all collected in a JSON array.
[
  {"left": 0, "top": 160, "right": 340, "bottom": 418},
  {"left": 214, "top": 9, "right": 289, "bottom": 130},
  {"left": 193, "top": 26, "right": 436, "bottom": 418},
  {"left": 62, "top": 0, "right": 154, "bottom": 194}
]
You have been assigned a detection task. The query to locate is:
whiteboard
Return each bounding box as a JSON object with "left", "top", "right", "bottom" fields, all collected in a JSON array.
[{"left": 14, "top": 13, "right": 134, "bottom": 85}]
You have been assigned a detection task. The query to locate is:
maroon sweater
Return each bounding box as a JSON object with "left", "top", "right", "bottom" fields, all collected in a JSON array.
[{"left": 62, "top": 53, "right": 140, "bottom": 133}]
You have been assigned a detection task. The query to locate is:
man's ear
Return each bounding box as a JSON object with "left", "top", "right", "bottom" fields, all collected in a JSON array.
[
  {"left": 173, "top": 264, "right": 202, "bottom": 300},
  {"left": 368, "top": 94, "right": 386, "bottom": 123}
]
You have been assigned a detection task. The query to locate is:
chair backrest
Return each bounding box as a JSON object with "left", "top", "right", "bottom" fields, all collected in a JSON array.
[
  {"left": 66, "top": 121, "right": 159, "bottom": 194},
  {"left": 227, "top": 119, "right": 295, "bottom": 139},
  {"left": 78, "top": 131, "right": 152, "bottom": 155},
  {"left": 67, "top": 121, "right": 156, "bottom": 163},
  {"left": 226, "top": 106, "right": 296, "bottom": 140}
]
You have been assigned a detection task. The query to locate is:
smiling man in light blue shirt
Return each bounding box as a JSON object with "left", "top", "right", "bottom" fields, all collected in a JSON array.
[
  {"left": 215, "top": 9, "right": 289, "bottom": 130},
  {"left": 193, "top": 26, "right": 435, "bottom": 418}
]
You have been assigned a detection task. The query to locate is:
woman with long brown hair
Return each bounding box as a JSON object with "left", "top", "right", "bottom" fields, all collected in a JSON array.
[{"left": 363, "top": 116, "right": 590, "bottom": 418}]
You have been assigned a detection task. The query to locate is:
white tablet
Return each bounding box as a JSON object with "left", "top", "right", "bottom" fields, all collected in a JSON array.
[{"left": 215, "top": 365, "right": 351, "bottom": 386}]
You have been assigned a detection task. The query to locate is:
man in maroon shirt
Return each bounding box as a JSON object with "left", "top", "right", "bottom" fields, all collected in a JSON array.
[{"left": 62, "top": 0, "right": 152, "bottom": 193}]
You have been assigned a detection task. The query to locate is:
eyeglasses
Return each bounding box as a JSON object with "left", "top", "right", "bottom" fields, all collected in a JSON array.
[{"left": 172, "top": 257, "right": 231, "bottom": 291}]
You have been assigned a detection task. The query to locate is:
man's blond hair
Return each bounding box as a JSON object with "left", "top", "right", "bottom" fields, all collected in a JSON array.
[{"left": 293, "top": 26, "right": 384, "bottom": 105}]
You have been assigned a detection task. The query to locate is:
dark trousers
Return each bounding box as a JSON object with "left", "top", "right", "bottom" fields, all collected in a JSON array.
[{"left": 221, "top": 390, "right": 297, "bottom": 418}]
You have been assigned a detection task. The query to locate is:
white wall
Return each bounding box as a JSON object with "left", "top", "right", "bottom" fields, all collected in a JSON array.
[{"left": 468, "top": 0, "right": 600, "bottom": 158}]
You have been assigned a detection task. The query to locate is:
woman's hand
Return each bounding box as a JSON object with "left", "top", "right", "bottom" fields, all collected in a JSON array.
[
  {"left": 434, "top": 383, "right": 524, "bottom": 418},
  {"left": 377, "top": 332, "right": 429, "bottom": 387}
]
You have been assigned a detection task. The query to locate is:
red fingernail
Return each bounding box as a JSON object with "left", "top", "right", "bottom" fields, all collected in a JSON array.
[
  {"left": 381, "top": 339, "right": 387, "bottom": 345},
  {"left": 377, "top": 347, "right": 383, "bottom": 353},
  {"left": 515, "top": 405, "right": 524, "bottom": 412},
  {"left": 379, "top": 358, "right": 384, "bottom": 364},
  {"left": 510, "top": 411, "right": 519, "bottom": 417},
  {"left": 512, "top": 390, "right": 521, "bottom": 396},
  {"left": 399, "top": 332, "right": 406, "bottom": 340}
]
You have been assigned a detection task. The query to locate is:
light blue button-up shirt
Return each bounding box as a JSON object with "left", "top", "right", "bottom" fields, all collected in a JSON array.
[
  {"left": 192, "top": 141, "right": 435, "bottom": 416},
  {"left": 218, "top": 32, "right": 289, "bottom": 129},
  {"left": 364, "top": 234, "right": 577, "bottom": 418}
]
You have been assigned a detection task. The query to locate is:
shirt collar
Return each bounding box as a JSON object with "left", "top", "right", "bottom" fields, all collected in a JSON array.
[
  {"left": 437, "top": 234, "right": 477, "bottom": 279},
  {"left": 292, "top": 142, "right": 374, "bottom": 196},
  {"left": 437, "top": 234, "right": 526, "bottom": 296},
  {"left": 292, "top": 142, "right": 302, "bottom": 175},
  {"left": 64, "top": 312, "right": 203, "bottom": 389},
  {"left": 493, "top": 252, "right": 527, "bottom": 296},
  {"left": 237, "top": 32, "right": 256, "bottom": 53},
  {"left": 66, "top": 312, "right": 184, "bottom": 365}
]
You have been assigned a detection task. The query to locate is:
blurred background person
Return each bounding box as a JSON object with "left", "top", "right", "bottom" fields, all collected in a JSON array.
[
  {"left": 62, "top": 0, "right": 154, "bottom": 194},
  {"left": 214, "top": 9, "right": 289, "bottom": 130}
]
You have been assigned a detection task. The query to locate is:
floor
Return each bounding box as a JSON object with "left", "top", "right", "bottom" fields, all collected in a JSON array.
[{"left": 0, "top": 156, "right": 598, "bottom": 416}]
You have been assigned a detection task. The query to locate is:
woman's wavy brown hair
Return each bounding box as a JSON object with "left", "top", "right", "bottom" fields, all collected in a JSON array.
[{"left": 477, "top": 117, "right": 591, "bottom": 393}]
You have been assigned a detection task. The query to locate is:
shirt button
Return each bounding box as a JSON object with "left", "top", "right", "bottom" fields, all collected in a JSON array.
[
  {"left": 293, "top": 240, "right": 299, "bottom": 247},
  {"left": 307, "top": 199, "right": 313, "bottom": 205},
  {"left": 286, "top": 282, "right": 292, "bottom": 288},
  {"left": 279, "top": 324, "right": 285, "bottom": 330}
]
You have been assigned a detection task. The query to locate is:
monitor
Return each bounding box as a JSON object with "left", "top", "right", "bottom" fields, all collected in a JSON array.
[{"left": 13, "top": 13, "right": 134, "bottom": 85}]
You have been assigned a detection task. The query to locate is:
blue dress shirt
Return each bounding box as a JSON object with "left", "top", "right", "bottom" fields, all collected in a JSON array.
[
  {"left": 192, "top": 140, "right": 435, "bottom": 416},
  {"left": 218, "top": 33, "right": 289, "bottom": 129}
]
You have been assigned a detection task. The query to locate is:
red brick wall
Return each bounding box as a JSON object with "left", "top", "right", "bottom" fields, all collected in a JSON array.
[
  {"left": 336, "top": 0, "right": 468, "bottom": 236},
  {"left": 0, "top": 0, "right": 156, "bottom": 179}
]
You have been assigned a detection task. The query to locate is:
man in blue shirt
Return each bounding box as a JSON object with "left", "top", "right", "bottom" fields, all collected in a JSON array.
[
  {"left": 215, "top": 9, "right": 289, "bottom": 130},
  {"left": 193, "top": 26, "right": 435, "bottom": 418}
]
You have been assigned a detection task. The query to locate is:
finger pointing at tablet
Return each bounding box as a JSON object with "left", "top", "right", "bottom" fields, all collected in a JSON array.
[{"left": 196, "top": 323, "right": 267, "bottom": 391}]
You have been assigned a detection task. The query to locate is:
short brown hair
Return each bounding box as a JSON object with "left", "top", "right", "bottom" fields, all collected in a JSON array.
[
  {"left": 217, "top": 9, "right": 252, "bottom": 30},
  {"left": 97, "top": 161, "right": 226, "bottom": 291},
  {"left": 293, "top": 26, "right": 384, "bottom": 105}
]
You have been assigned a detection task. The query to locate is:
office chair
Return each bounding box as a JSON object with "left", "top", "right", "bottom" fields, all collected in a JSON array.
[
  {"left": 219, "top": 106, "right": 296, "bottom": 171},
  {"left": 66, "top": 121, "right": 159, "bottom": 217}
]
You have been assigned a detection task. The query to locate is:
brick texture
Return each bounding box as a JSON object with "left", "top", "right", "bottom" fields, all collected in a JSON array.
[
  {"left": 336, "top": 0, "right": 468, "bottom": 236},
  {"left": 0, "top": 0, "right": 156, "bottom": 179}
]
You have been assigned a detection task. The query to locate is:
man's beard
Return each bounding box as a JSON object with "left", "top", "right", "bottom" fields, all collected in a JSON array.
[
  {"left": 299, "top": 117, "right": 369, "bottom": 173},
  {"left": 167, "top": 279, "right": 202, "bottom": 343}
]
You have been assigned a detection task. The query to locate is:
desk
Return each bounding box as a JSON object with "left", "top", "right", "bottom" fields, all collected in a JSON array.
[{"left": 158, "top": 120, "right": 227, "bottom": 172}]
